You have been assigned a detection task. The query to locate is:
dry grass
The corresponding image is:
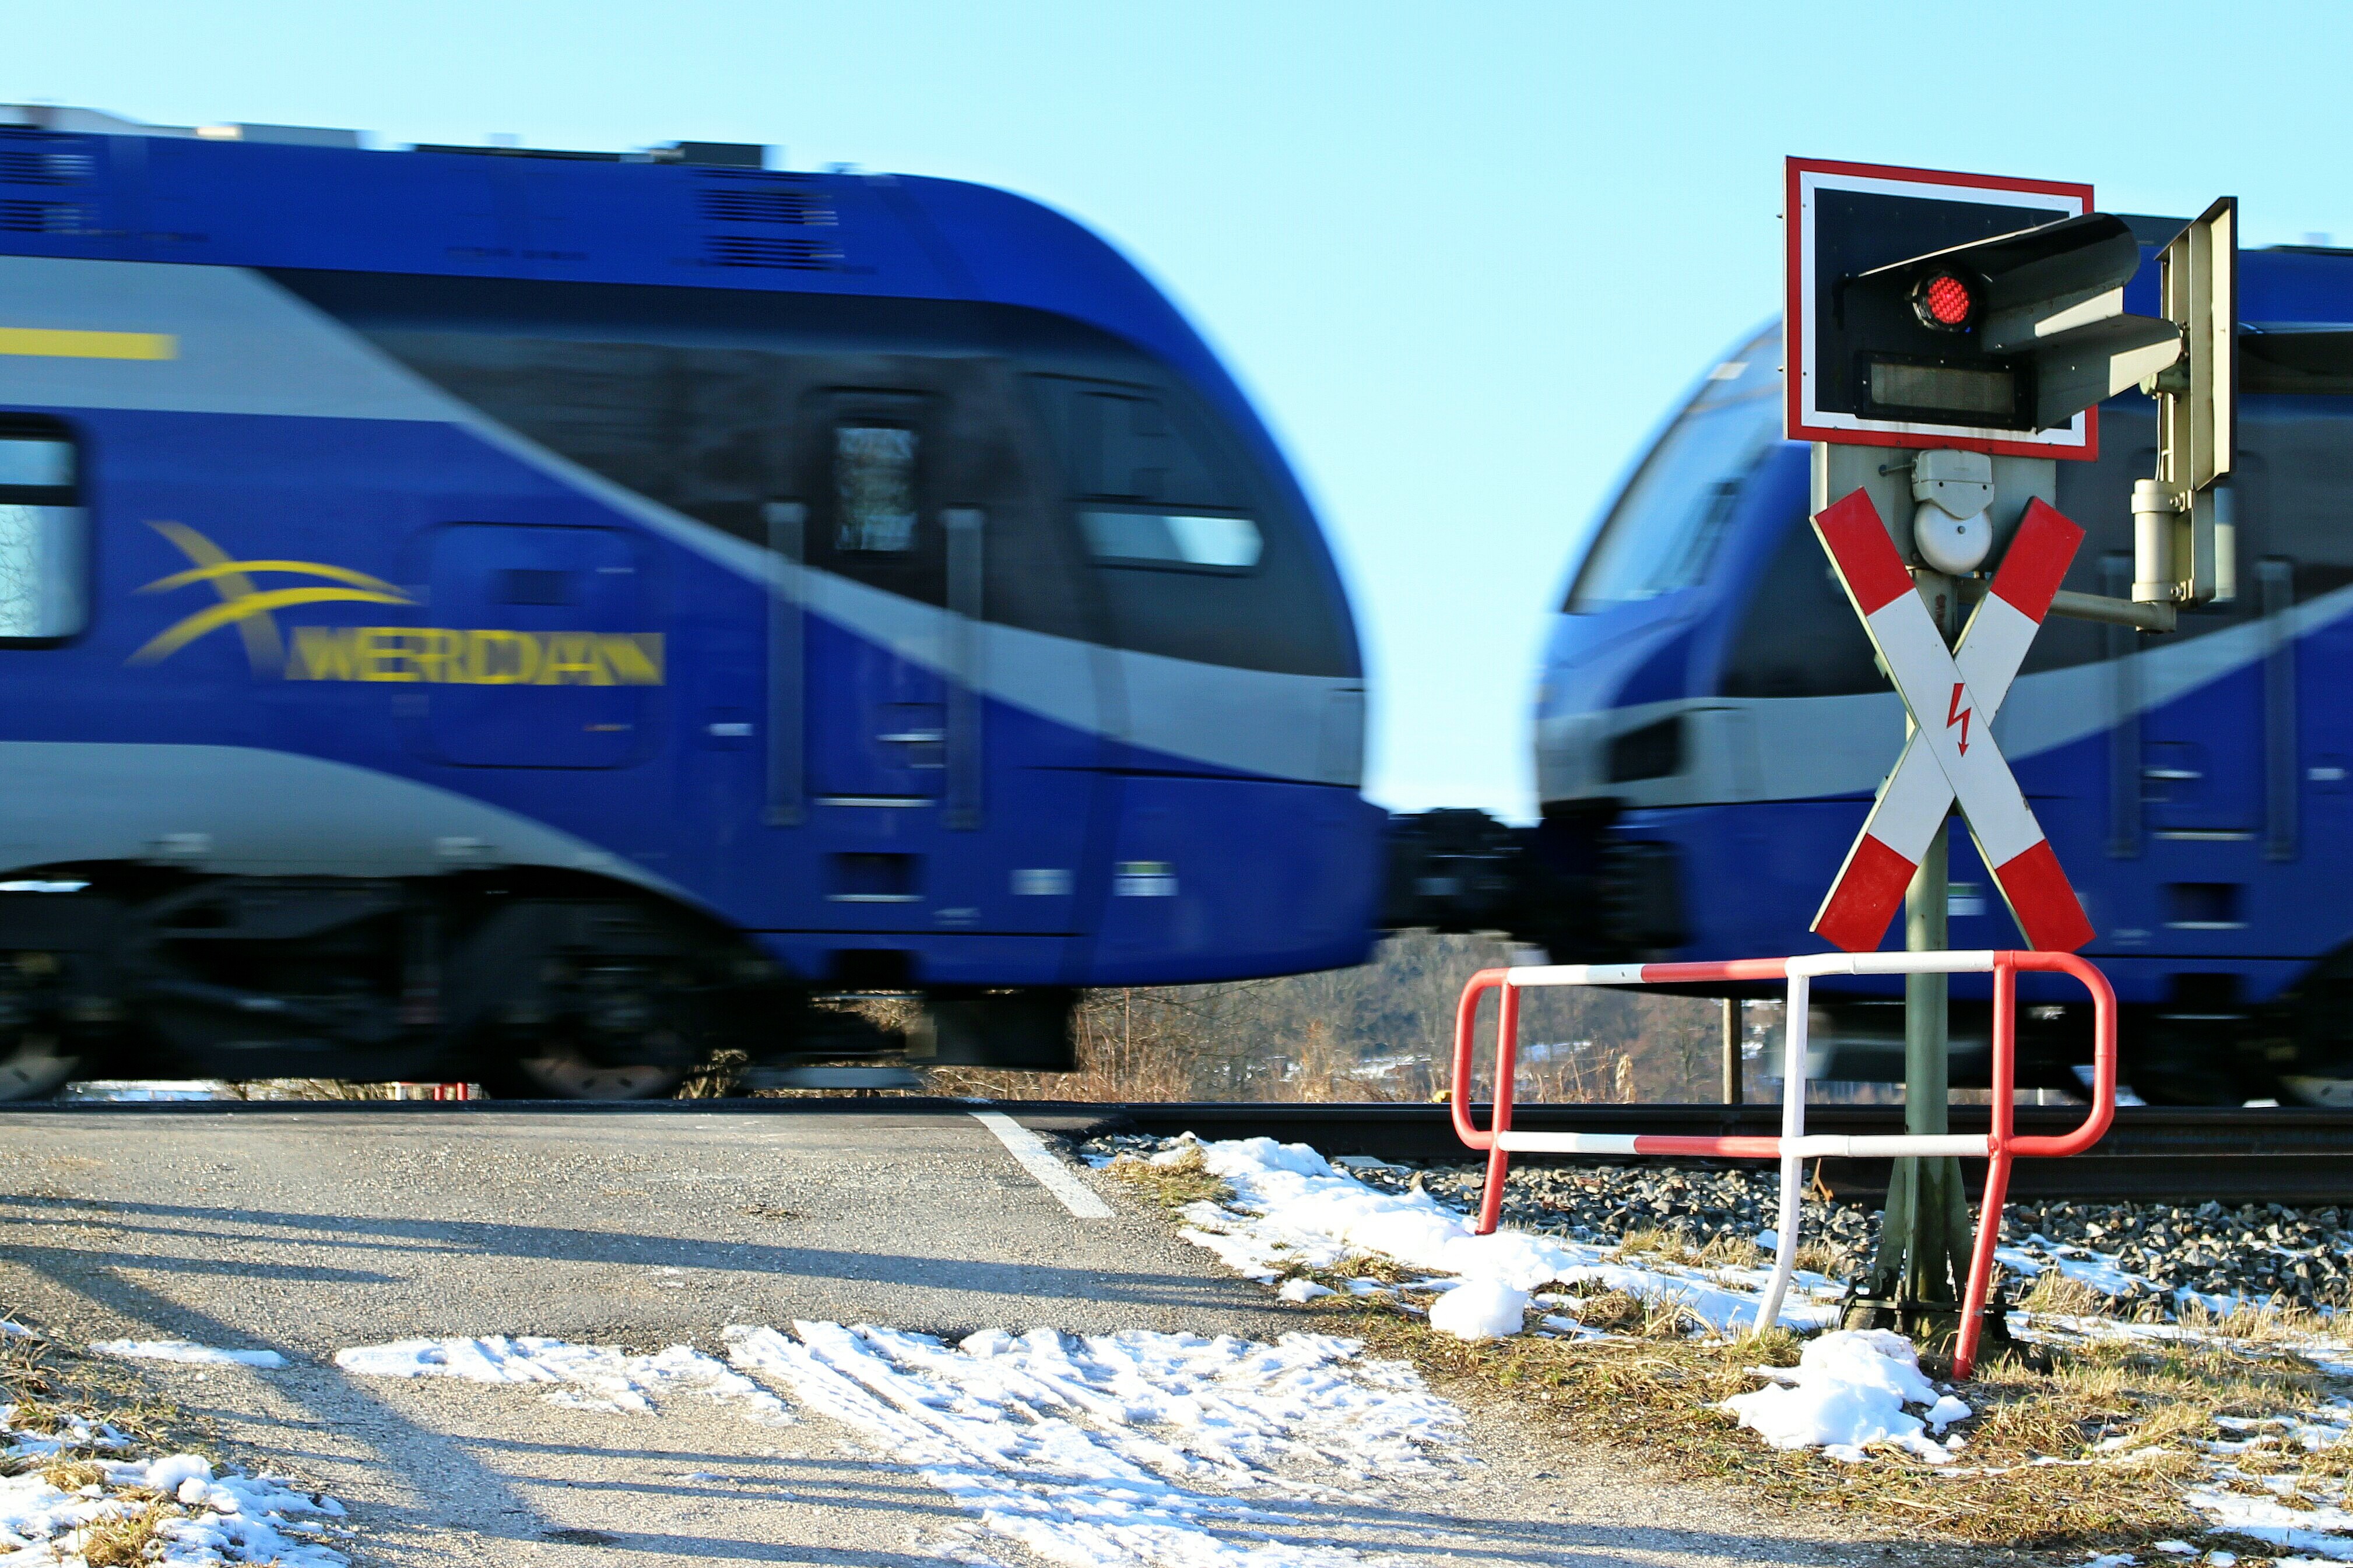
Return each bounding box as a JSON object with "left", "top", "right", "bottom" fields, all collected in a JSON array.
[
  {"left": 1259, "top": 1275, "right": 2353, "bottom": 1557},
  {"left": 677, "top": 1049, "right": 750, "bottom": 1099},
  {"left": 2016, "top": 1267, "right": 2117, "bottom": 1319},
  {"left": 40, "top": 1458, "right": 105, "bottom": 1489},
  {"left": 0, "top": 1321, "right": 224, "bottom": 1565},
  {"left": 1793, "top": 1238, "right": 1851, "bottom": 1276},
  {"left": 0, "top": 1324, "right": 199, "bottom": 1470},
  {"left": 76, "top": 1502, "right": 161, "bottom": 1566},
  {"left": 1610, "top": 1226, "right": 1703, "bottom": 1266},
  {"left": 1550, "top": 1286, "right": 1710, "bottom": 1338},
  {"left": 1105, "top": 1145, "right": 1233, "bottom": 1210},
  {"left": 226, "top": 1078, "right": 396, "bottom": 1101}
]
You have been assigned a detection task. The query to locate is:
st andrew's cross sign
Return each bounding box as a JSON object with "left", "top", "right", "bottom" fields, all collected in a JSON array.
[{"left": 1810, "top": 490, "right": 2095, "bottom": 955}]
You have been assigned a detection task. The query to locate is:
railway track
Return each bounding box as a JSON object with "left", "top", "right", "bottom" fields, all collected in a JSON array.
[{"left": 7, "top": 1096, "right": 2352, "bottom": 1205}]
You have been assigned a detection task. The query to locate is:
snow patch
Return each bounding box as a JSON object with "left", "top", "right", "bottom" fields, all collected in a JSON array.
[
  {"left": 2188, "top": 1479, "right": 2353, "bottom": 1560},
  {"left": 1719, "top": 1330, "right": 1971, "bottom": 1464},
  {"left": 724, "top": 1321, "right": 1466, "bottom": 1566},
  {"left": 58, "top": 1080, "right": 235, "bottom": 1101},
  {"left": 1165, "top": 1134, "right": 1840, "bottom": 1337},
  {"left": 0, "top": 1450, "right": 349, "bottom": 1566},
  {"left": 1427, "top": 1279, "right": 1529, "bottom": 1341},
  {"left": 92, "top": 1339, "right": 287, "bottom": 1368},
  {"left": 334, "top": 1335, "right": 791, "bottom": 1423}
]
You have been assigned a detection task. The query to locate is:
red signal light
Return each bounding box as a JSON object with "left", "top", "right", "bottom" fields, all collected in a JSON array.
[{"left": 1917, "top": 272, "right": 1975, "bottom": 329}]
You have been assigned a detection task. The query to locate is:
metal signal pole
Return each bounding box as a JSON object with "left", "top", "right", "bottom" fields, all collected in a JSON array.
[
  {"left": 1811, "top": 442, "right": 2034, "bottom": 1351},
  {"left": 1861, "top": 567, "right": 1974, "bottom": 1336},
  {"left": 1721, "top": 998, "right": 1742, "bottom": 1105}
]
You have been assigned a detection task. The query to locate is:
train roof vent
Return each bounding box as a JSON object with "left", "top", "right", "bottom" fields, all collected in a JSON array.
[
  {"left": 0, "top": 132, "right": 93, "bottom": 187},
  {"left": 656, "top": 141, "right": 767, "bottom": 168},
  {"left": 0, "top": 199, "right": 89, "bottom": 234},
  {"left": 704, "top": 233, "right": 843, "bottom": 271},
  {"left": 697, "top": 186, "right": 834, "bottom": 226},
  {"left": 205, "top": 122, "right": 361, "bottom": 149}
]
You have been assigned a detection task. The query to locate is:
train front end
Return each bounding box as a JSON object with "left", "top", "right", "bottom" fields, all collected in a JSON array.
[{"left": 1525, "top": 329, "right": 1859, "bottom": 966}]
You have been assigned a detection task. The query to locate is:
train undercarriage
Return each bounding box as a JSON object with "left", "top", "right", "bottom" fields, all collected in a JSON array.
[{"left": 0, "top": 868, "right": 1076, "bottom": 1101}]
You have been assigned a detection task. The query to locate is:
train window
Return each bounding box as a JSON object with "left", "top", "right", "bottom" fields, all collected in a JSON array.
[
  {"left": 2240, "top": 401, "right": 2353, "bottom": 600},
  {"left": 834, "top": 426, "right": 919, "bottom": 553},
  {"left": 1064, "top": 391, "right": 1234, "bottom": 507},
  {"left": 266, "top": 269, "right": 1359, "bottom": 678},
  {"left": 1080, "top": 511, "right": 1262, "bottom": 571},
  {"left": 1567, "top": 341, "right": 1782, "bottom": 611},
  {"left": 0, "top": 425, "right": 85, "bottom": 642},
  {"left": 1719, "top": 490, "right": 1883, "bottom": 699},
  {"left": 1032, "top": 372, "right": 1354, "bottom": 673}
]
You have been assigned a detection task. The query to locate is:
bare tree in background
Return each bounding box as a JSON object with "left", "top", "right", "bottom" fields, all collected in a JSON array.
[{"left": 927, "top": 931, "right": 1747, "bottom": 1104}]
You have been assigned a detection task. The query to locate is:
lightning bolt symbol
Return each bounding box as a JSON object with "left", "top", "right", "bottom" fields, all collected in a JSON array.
[{"left": 1946, "top": 681, "right": 1972, "bottom": 756}]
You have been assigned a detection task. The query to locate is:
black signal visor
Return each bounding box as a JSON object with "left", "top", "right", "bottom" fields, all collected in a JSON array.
[{"left": 1859, "top": 356, "right": 2027, "bottom": 426}]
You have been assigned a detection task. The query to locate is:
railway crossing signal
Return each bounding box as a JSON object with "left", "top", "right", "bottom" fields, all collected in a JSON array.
[
  {"left": 1811, "top": 491, "right": 2093, "bottom": 954},
  {"left": 1777, "top": 156, "right": 2247, "bottom": 1349}
]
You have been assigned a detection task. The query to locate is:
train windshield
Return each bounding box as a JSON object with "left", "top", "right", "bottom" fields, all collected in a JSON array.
[{"left": 1565, "top": 330, "right": 1782, "bottom": 611}]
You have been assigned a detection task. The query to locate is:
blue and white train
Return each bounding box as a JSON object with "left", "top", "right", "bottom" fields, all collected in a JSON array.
[
  {"left": 0, "top": 106, "right": 1383, "bottom": 1096},
  {"left": 1529, "top": 219, "right": 2353, "bottom": 1104}
]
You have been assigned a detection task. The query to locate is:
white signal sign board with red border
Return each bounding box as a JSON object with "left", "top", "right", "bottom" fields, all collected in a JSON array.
[
  {"left": 1786, "top": 158, "right": 2096, "bottom": 459},
  {"left": 1810, "top": 490, "right": 2094, "bottom": 954}
]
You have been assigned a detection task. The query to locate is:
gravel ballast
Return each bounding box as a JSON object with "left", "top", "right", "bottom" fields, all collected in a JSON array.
[{"left": 1086, "top": 1133, "right": 2353, "bottom": 1315}]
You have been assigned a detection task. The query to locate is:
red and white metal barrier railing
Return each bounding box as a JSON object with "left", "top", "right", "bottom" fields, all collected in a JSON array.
[{"left": 1450, "top": 949, "right": 2116, "bottom": 1378}]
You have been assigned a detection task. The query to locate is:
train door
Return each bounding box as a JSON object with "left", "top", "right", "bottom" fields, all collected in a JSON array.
[
  {"left": 797, "top": 393, "right": 954, "bottom": 804},
  {"left": 772, "top": 374, "right": 1107, "bottom": 940},
  {"left": 417, "top": 523, "right": 657, "bottom": 768},
  {"left": 2141, "top": 673, "right": 2266, "bottom": 837}
]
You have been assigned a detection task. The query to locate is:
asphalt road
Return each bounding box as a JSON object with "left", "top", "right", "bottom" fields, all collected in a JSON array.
[{"left": 0, "top": 1105, "right": 1896, "bottom": 1567}]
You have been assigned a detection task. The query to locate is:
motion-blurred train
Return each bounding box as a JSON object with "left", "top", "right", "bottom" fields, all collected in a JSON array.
[
  {"left": 1512, "top": 220, "right": 2353, "bottom": 1105},
  {"left": 0, "top": 106, "right": 1382, "bottom": 1097}
]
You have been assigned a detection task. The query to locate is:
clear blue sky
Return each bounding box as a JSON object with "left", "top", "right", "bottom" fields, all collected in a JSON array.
[{"left": 9, "top": 1, "right": 2346, "bottom": 818}]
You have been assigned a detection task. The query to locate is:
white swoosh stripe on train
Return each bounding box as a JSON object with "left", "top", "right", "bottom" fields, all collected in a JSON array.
[
  {"left": 0, "top": 740, "right": 689, "bottom": 895},
  {"left": 0, "top": 255, "right": 1363, "bottom": 789},
  {"left": 1540, "top": 582, "right": 2353, "bottom": 808}
]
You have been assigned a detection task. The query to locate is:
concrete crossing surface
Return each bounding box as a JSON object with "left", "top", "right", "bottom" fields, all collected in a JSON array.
[{"left": 0, "top": 1104, "right": 1890, "bottom": 1566}]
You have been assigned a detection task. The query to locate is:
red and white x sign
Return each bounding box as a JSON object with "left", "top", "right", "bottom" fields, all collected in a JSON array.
[{"left": 1811, "top": 490, "right": 2095, "bottom": 954}]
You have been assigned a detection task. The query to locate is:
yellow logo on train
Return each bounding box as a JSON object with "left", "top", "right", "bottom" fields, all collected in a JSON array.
[{"left": 130, "top": 523, "right": 663, "bottom": 685}]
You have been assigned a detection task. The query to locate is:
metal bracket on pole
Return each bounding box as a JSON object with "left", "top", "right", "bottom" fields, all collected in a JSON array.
[{"left": 2047, "top": 589, "right": 2176, "bottom": 632}]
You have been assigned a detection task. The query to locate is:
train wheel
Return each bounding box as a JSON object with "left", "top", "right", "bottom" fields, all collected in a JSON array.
[
  {"left": 497, "top": 1043, "right": 691, "bottom": 1101},
  {"left": 489, "top": 960, "right": 703, "bottom": 1100},
  {"left": 0, "top": 1031, "right": 79, "bottom": 1101},
  {"left": 2127, "top": 1019, "right": 2255, "bottom": 1106}
]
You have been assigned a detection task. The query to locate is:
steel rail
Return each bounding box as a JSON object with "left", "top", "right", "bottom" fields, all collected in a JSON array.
[{"left": 6, "top": 1098, "right": 2353, "bottom": 1204}]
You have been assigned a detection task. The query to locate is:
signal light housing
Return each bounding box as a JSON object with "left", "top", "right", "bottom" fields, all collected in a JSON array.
[{"left": 1822, "top": 212, "right": 2181, "bottom": 435}]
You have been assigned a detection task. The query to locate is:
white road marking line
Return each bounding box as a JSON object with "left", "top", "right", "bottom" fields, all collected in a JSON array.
[{"left": 969, "top": 1111, "right": 1113, "bottom": 1218}]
